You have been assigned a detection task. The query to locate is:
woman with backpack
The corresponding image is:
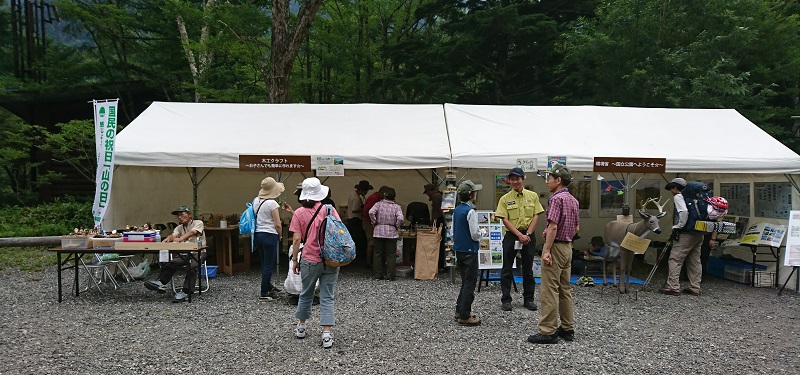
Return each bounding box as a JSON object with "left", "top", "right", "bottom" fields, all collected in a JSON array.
[
  {"left": 253, "top": 177, "right": 285, "bottom": 301},
  {"left": 289, "top": 177, "right": 342, "bottom": 349}
]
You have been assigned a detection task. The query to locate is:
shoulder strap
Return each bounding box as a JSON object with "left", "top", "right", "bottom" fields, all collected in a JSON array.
[
  {"left": 254, "top": 199, "right": 267, "bottom": 225},
  {"left": 302, "top": 203, "right": 325, "bottom": 244}
]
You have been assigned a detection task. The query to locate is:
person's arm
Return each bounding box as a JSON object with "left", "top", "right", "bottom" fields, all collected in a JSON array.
[
  {"left": 542, "top": 221, "right": 558, "bottom": 266},
  {"left": 369, "top": 204, "right": 379, "bottom": 225},
  {"left": 282, "top": 202, "right": 295, "bottom": 214},
  {"left": 271, "top": 207, "right": 282, "bottom": 241},
  {"left": 709, "top": 231, "right": 718, "bottom": 249},
  {"left": 467, "top": 209, "right": 481, "bottom": 242},
  {"left": 394, "top": 204, "right": 404, "bottom": 229},
  {"left": 291, "top": 232, "right": 302, "bottom": 274},
  {"left": 673, "top": 194, "right": 688, "bottom": 229}
]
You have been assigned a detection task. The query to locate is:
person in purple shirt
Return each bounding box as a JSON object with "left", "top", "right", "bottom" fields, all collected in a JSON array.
[
  {"left": 369, "top": 187, "right": 404, "bottom": 280},
  {"left": 528, "top": 163, "right": 580, "bottom": 344}
]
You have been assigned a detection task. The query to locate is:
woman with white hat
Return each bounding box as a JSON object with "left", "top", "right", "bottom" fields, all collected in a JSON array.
[
  {"left": 289, "top": 177, "right": 342, "bottom": 349},
  {"left": 253, "top": 177, "right": 285, "bottom": 301}
]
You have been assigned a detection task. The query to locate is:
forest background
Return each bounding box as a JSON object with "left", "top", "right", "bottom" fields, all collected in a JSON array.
[{"left": 2, "top": 0, "right": 800, "bottom": 240}]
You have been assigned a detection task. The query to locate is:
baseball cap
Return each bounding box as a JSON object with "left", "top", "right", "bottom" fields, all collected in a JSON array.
[
  {"left": 171, "top": 205, "right": 191, "bottom": 215},
  {"left": 549, "top": 163, "right": 572, "bottom": 182},
  {"left": 664, "top": 178, "right": 687, "bottom": 190},
  {"left": 508, "top": 167, "right": 525, "bottom": 179},
  {"left": 458, "top": 180, "right": 483, "bottom": 194}
]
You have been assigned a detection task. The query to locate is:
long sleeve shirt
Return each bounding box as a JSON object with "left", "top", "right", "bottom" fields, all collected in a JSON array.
[
  {"left": 672, "top": 193, "right": 688, "bottom": 230},
  {"left": 369, "top": 199, "right": 404, "bottom": 238}
]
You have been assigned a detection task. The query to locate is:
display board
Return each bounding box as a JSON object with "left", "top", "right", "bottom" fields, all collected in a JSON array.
[
  {"left": 567, "top": 180, "right": 591, "bottom": 217},
  {"left": 719, "top": 183, "right": 750, "bottom": 216},
  {"left": 785, "top": 211, "right": 800, "bottom": 267},
  {"left": 494, "top": 173, "right": 512, "bottom": 206},
  {"left": 634, "top": 180, "right": 662, "bottom": 210},
  {"left": 739, "top": 222, "right": 787, "bottom": 247},
  {"left": 754, "top": 182, "right": 792, "bottom": 218},
  {"left": 599, "top": 179, "right": 625, "bottom": 217},
  {"left": 477, "top": 210, "right": 505, "bottom": 270}
]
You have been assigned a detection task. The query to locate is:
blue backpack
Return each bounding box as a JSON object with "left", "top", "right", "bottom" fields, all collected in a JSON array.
[
  {"left": 317, "top": 205, "right": 356, "bottom": 267},
  {"left": 239, "top": 200, "right": 266, "bottom": 250},
  {"left": 682, "top": 181, "right": 712, "bottom": 232}
]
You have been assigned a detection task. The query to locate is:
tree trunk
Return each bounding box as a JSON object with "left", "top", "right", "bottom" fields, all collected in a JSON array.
[{"left": 268, "top": 0, "right": 324, "bottom": 103}]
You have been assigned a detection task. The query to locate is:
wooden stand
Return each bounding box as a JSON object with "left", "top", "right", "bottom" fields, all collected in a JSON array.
[{"left": 206, "top": 225, "right": 249, "bottom": 276}]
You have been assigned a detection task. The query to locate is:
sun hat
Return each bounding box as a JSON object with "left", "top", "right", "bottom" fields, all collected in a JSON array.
[
  {"left": 423, "top": 183, "right": 437, "bottom": 194},
  {"left": 549, "top": 163, "right": 572, "bottom": 182},
  {"left": 664, "top": 178, "right": 687, "bottom": 190},
  {"left": 458, "top": 180, "right": 483, "bottom": 193},
  {"left": 508, "top": 167, "right": 525, "bottom": 179},
  {"left": 354, "top": 180, "right": 373, "bottom": 191},
  {"left": 171, "top": 205, "right": 192, "bottom": 215},
  {"left": 300, "top": 177, "right": 330, "bottom": 201},
  {"left": 258, "top": 177, "right": 285, "bottom": 199},
  {"left": 590, "top": 236, "right": 605, "bottom": 246}
]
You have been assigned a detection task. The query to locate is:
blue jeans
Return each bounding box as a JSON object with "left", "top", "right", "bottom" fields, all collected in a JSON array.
[
  {"left": 295, "top": 259, "right": 339, "bottom": 326},
  {"left": 255, "top": 232, "right": 278, "bottom": 296}
]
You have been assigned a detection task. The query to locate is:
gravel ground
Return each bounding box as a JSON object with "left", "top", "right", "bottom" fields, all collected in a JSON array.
[{"left": 1, "top": 260, "right": 799, "bottom": 375}]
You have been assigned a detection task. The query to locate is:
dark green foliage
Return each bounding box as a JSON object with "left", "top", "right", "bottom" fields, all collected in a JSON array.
[{"left": 0, "top": 198, "right": 93, "bottom": 237}]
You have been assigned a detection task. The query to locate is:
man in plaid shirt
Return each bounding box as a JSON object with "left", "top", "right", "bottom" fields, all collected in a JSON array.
[{"left": 528, "top": 163, "right": 579, "bottom": 344}]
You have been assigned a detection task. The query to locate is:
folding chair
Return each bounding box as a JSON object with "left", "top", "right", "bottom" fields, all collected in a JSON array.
[
  {"left": 76, "top": 254, "right": 119, "bottom": 293},
  {"left": 170, "top": 260, "right": 210, "bottom": 294}
]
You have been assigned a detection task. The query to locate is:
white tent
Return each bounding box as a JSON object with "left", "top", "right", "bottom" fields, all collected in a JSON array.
[
  {"left": 115, "top": 102, "right": 452, "bottom": 169},
  {"left": 445, "top": 104, "right": 800, "bottom": 173}
]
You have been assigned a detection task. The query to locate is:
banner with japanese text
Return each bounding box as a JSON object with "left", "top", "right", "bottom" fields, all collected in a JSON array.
[{"left": 91, "top": 99, "right": 119, "bottom": 230}]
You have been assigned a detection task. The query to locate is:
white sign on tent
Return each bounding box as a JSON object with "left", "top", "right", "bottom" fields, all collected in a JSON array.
[
  {"left": 316, "top": 156, "right": 345, "bottom": 176},
  {"left": 784, "top": 211, "right": 800, "bottom": 267}
]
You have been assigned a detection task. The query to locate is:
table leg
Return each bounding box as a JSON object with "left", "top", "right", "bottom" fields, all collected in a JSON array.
[
  {"left": 57, "top": 252, "right": 62, "bottom": 303},
  {"left": 751, "top": 247, "right": 756, "bottom": 287},
  {"left": 775, "top": 247, "right": 780, "bottom": 288},
  {"left": 75, "top": 252, "right": 80, "bottom": 297}
]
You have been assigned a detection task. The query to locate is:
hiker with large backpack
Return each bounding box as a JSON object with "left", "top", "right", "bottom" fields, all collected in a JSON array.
[
  {"left": 659, "top": 178, "right": 704, "bottom": 297},
  {"left": 252, "top": 177, "right": 285, "bottom": 302},
  {"left": 289, "top": 177, "right": 347, "bottom": 350}
]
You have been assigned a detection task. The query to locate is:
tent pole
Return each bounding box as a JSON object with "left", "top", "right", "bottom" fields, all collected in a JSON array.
[{"left": 191, "top": 167, "right": 198, "bottom": 217}]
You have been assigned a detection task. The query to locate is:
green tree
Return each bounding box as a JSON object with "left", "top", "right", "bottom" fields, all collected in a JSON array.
[{"left": 0, "top": 110, "right": 52, "bottom": 206}]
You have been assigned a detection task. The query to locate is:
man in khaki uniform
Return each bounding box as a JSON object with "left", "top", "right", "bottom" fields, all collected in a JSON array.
[{"left": 494, "top": 167, "right": 544, "bottom": 312}]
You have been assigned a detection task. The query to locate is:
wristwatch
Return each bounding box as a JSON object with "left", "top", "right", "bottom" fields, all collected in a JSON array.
[{"left": 525, "top": 232, "right": 532, "bottom": 237}]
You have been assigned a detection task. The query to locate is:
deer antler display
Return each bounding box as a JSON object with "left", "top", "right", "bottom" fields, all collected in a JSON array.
[{"left": 641, "top": 196, "right": 670, "bottom": 218}]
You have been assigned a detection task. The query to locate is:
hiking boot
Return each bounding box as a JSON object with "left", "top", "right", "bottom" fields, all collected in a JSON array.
[
  {"left": 295, "top": 323, "right": 306, "bottom": 339},
  {"left": 523, "top": 301, "right": 538, "bottom": 311},
  {"left": 585, "top": 278, "right": 595, "bottom": 287},
  {"left": 682, "top": 288, "right": 700, "bottom": 296},
  {"left": 144, "top": 280, "right": 167, "bottom": 294},
  {"left": 659, "top": 287, "right": 680, "bottom": 296},
  {"left": 501, "top": 302, "right": 512, "bottom": 311},
  {"left": 576, "top": 277, "right": 588, "bottom": 287},
  {"left": 172, "top": 291, "right": 187, "bottom": 303},
  {"left": 527, "top": 333, "right": 558, "bottom": 344},
  {"left": 458, "top": 315, "right": 481, "bottom": 326},
  {"left": 322, "top": 332, "right": 334, "bottom": 349},
  {"left": 556, "top": 327, "right": 575, "bottom": 342}
]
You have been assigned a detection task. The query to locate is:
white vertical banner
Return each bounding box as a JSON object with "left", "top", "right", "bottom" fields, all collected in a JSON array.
[{"left": 91, "top": 99, "right": 119, "bottom": 230}]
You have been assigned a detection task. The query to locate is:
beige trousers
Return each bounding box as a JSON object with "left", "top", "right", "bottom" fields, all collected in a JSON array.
[
  {"left": 538, "top": 242, "right": 574, "bottom": 335},
  {"left": 666, "top": 231, "right": 703, "bottom": 292}
]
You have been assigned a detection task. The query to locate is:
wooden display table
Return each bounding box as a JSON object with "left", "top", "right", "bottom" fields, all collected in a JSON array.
[{"left": 205, "top": 225, "right": 249, "bottom": 276}]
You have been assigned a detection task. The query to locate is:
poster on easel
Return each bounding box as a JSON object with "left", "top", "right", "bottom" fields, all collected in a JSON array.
[
  {"left": 739, "top": 222, "right": 787, "bottom": 247},
  {"left": 784, "top": 211, "right": 800, "bottom": 267},
  {"left": 477, "top": 211, "right": 504, "bottom": 269}
]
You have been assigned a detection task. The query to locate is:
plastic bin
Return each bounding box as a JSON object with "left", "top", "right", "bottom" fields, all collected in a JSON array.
[
  {"left": 754, "top": 271, "right": 775, "bottom": 288},
  {"left": 60, "top": 236, "right": 91, "bottom": 249},
  {"left": 395, "top": 266, "right": 412, "bottom": 278},
  {"left": 92, "top": 237, "right": 121, "bottom": 250},
  {"left": 724, "top": 262, "right": 767, "bottom": 284},
  {"left": 201, "top": 265, "right": 218, "bottom": 278}
]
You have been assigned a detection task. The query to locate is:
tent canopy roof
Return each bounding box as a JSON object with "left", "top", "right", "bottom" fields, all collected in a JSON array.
[
  {"left": 446, "top": 104, "right": 800, "bottom": 173},
  {"left": 115, "top": 102, "right": 800, "bottom": 174},
  {"left": 115, "top": 102, "right": 452, "bottom": 169}
]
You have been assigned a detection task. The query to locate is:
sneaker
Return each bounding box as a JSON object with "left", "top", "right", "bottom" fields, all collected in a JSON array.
[
  {"left": 501, "top": 302, "right": 512, "bottom": 311},
  {"left": 659, "top": 287, "right": 680, "bottom": 296},
  {"left": 454, "top": 313, "right": 477, "bottom": 321},
  {"left": 458, "top": 315, "right": 481, "bottom": 326},
  {"left": 295, "top": 323, "right": 306, "bottom": 339},
  {"left": 523, "top": 301, "right": 538, "bottom": 311},
  {"left": 322, "top": 332, "right": 334, "bottom": 349},
  {"left": 172, "top": 291, "right": 187, "bottom": 303},
  {"left": 556, "top": 327, "right": 575, "bottom": 342},
  {"left": 527, "top": 333, "right": 558, "bottom": 344},
  {"left": 576, "top": 277, "right": 587, "bottom": 287},
  {"left": 259, "top": 288, "right": 280, "bottom": 302},
  {"left": 144, "top": 280, "right": 167, "bottom": 294},
  {"left": 585, "top": 278, "right": 595, "bottom": 287}
]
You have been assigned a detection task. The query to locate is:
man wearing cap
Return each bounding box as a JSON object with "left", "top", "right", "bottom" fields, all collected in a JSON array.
[
  {"left": 494, "top": 167, "right": 545, "bottom": 312},
  {"left": 363, "top": 186, "right": 388, "bottom": 267},
  {"left": 453, "top": 180, "right": 483, "bottom": 326},
  {"left": 528, "top": 163, "right": 579, "bottom": 344},
  {"left": 660, "top": 178, "right": 702, "bottom": 296},
  {"left": 144, "top": 205, "right": 206, "bottom": 303},
  {"left": 423, "top": 183, "right": 446, "bottom": 270},
  {"left": 347, "top": 180, "right": 372, "bottom": 262}
]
